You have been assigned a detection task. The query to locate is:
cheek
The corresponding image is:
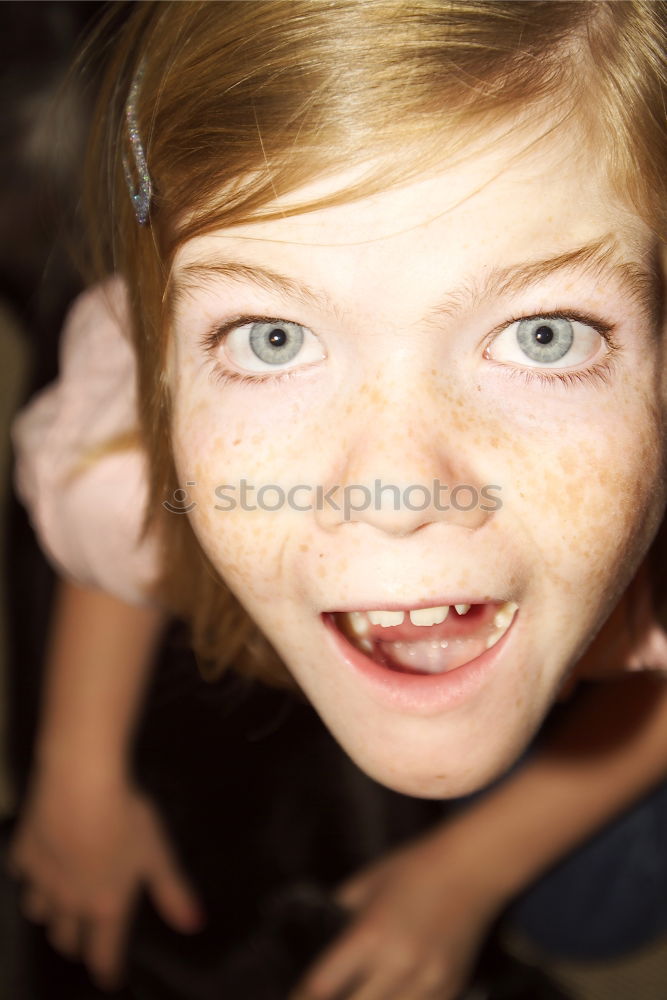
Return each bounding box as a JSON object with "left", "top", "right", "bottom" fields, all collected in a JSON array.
[
  {"left": 500, "top": 387, "right": 667, "bottom": 616},
  {"left": 169, "top": 385, "right": 323, "bottom": 601}
]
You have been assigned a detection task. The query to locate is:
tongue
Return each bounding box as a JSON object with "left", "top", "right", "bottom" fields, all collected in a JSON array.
[
  {"left": 377, "top": 633, "right": 493, "bottom": 674},
  {"left": 335, "top": 602, "right": 515, "bottom": 676}
]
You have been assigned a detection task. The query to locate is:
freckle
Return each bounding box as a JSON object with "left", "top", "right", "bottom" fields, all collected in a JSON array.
[
  {"left": 300, "top": 544, "right": 309, "bottom": 552},
  {"left": 317, "top": 563, "right": 326, "bottom": 577},
  {"left": 232, "top": 438, "right": 241, "bottom": 446}
]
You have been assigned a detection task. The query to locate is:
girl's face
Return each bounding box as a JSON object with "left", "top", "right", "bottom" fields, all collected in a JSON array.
[{"left": 167, "top": 114, "right": 667, "bottom": 797}]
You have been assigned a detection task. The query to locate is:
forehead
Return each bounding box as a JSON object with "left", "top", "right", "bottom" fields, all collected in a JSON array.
[
  {"left": 171, "top": 111, "right": 661, "bottom": 326},
  {"left": 175, "top": 111, "right": 643, "bottom": 250}
]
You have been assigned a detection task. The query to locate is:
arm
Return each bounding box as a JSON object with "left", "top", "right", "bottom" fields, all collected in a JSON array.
[
  {"left": 35, "top": 576, "right": 165, "bottom": 776},
  {"left": 292, "top": 672, "right": 667, "bottom": 1000},
  {"left": 10, "top": 578, "right": 203, "bottom": 991},
  {"left": 437, "top": 671, "right": 667, "bottom": 905}
]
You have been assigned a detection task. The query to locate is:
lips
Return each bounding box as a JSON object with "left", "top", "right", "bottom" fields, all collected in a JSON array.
[{"left": 329, "top": 600, "right": 518, "bottom": 675}]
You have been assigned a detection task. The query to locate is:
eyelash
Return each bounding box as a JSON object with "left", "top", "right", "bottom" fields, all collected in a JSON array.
[
  {"left": 200, "top": 308, "right": 619, "bottom": 388},
  {"left": 499, "top": 360, "right": 615, "bottom": 389},
  {"left": 210, "top": 367, "right": 302, "bottom": 387}
]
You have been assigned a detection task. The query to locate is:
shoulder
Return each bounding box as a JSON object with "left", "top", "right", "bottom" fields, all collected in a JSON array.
[
  {"left": 59, "top": 275, "right": 132, "bottom": 369},
  {"left": 11, "top": 275, "right": 162, "bottom": 606}
]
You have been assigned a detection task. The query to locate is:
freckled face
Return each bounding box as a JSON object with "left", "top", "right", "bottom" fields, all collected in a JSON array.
[{"left": 167, "top": 117, "right": 667, "bottom": 798}]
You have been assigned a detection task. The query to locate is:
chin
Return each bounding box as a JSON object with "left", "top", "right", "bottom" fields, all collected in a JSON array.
[{"left": 334, "top": 720, "right": 534, "bottom": 800}]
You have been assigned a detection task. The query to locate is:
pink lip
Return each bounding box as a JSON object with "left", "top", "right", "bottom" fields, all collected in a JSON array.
[{"left": 322, "top": 610, "right": 517, "bottom": 716}]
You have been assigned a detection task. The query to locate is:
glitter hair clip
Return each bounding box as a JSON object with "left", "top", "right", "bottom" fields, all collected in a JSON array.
[{"left": 122, "top": 63, "right": 152, "bottom": 225}]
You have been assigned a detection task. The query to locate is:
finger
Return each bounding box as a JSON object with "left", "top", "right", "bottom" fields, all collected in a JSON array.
[
  {"left": 7, "top": 835, "right": 40, "bottom": 884},
  {"left": 293, "top": 924, "right": 375, "bottom": 999},
  {"left": 146, "top": 848, "right": 203, "bottom": 932},
  {"left": 82, "top": 909, "right": 129, "bottom": 992},
  {"left": 21, "top": 886, "right": 51, "bottom": 925},
  {"left": 347, "top": 960, "right": 431, "bottom": 1000},
  {"left": 6, "top": 845, "right": 23, "bottom": 880},
  {"left": 47, "top": 913, "right": 82, "bottom": 958},
  {"left": 333, "top": 868, "right": 383, "bottom": 911}
]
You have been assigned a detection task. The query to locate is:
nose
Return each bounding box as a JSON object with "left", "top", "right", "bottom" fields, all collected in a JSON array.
[{"left": 315, "top": 375, "right": 496, "bottom": 537}]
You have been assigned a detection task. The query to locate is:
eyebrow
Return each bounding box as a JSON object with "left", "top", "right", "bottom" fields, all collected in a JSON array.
[
  {"left": 426, "top": 235, "right": 663, "bottom": 328},
  {"left": 171, "top": 260, "right": 341, "bottom": 318},
  {"left": 172, "top": 234, "right": 664, "bottom": 330}
]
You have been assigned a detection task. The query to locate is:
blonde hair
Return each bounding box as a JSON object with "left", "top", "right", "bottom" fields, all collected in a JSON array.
[{"left": 83, "top": 0, "right": 667, "bottom": 686}]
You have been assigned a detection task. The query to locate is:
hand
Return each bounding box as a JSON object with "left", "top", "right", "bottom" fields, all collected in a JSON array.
[
  {"left": 289, "top": 829, "right": 504, "bottom": 1000},
  {"left": 7, "top": 766, "right": 204, "bottom": 991}
]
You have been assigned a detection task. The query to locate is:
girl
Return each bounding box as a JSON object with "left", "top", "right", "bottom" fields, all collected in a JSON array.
[
  {"left": 86, "top": 0, "right": 667, "bottom": 795},
  {"left": 11, "top": 2, "right": 667, "bottom": 997}
]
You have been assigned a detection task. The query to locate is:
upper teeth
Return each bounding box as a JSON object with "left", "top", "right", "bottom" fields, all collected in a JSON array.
[
  {"left": 360, "top": 604, "right": 469, "bottom": 630},
  {"left": 493, "top": 605, "right": 515, "bottom": 629},
  {"left": 409, "top": 606, "right": 449, "bottom": 626},
  {"left": 344, "top": 602, "right": 520, "bottom": 639},
  {"left": 347, "top": 611, "right": 371, "bottom": 636},
  {"left": 368, "top": 610, "right": 406, "bottom": 627}
]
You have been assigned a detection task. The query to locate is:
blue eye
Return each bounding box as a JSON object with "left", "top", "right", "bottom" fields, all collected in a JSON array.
[
  {"left": 248, "top": 321, "right": 304, "bottom": 364},
  {"left": 221, "top": 317, "right": 325, "bottom": 375},
  {"left": 516, "top": 317, "right": 573, "bottom": 363},
  {"left": 488, "top": 313, "right": 605, "bottom": 370}
]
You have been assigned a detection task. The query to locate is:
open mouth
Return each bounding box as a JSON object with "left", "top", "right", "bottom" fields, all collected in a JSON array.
[{"left": 328, "top": 600, "right": 518, "bottom": 676}]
